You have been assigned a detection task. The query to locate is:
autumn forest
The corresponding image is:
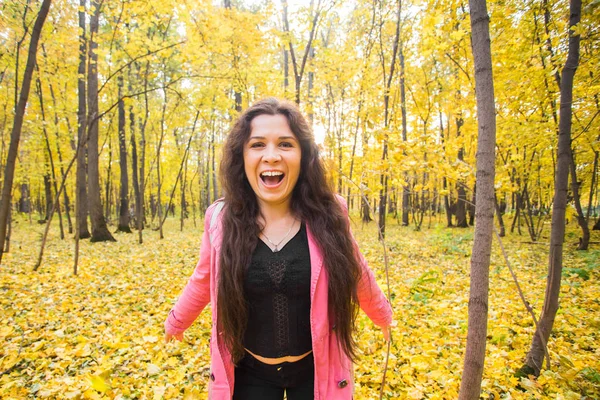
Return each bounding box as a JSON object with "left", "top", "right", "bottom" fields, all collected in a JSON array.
[{"left": 1, "top": 0, "right": 599, "bottom": 398}]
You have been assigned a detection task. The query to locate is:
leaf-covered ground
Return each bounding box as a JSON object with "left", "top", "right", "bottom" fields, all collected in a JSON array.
[{"left": 1, "top": 215, "right": 599, "bottom": 399}]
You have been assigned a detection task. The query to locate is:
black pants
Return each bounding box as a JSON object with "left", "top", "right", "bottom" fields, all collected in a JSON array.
[{"left": 233, "top": 352, "right": 315, "bottom": 400}]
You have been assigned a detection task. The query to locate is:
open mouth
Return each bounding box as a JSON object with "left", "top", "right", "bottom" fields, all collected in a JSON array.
[{"left": 260, "top": 171, "right": 284, "bottom": 186}]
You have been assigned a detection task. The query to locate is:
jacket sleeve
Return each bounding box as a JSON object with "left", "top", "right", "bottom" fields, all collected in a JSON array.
[
  {"left": 354, "top": 240, "right": 393, "bottom": 328},
  {"left": 164, "top": 204, "right": 216, "bottom": 335},
  {"left": 336, "top": 195, "right": 393, "bottom": 328}
]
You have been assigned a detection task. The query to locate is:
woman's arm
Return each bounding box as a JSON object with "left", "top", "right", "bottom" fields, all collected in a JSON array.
[
  {"left": 336, "top": 195, "right": 393, "bottom": 329},
  {"left": 164, "top": 204, "right": 217, "bottom": 338},
  {"left": 354, "top": 242, "right": 394, "bottom": 328}
]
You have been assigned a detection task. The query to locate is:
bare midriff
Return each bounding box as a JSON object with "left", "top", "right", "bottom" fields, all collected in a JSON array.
[{"left": 244, "top": 348, "right": 313, "bottom": 365}]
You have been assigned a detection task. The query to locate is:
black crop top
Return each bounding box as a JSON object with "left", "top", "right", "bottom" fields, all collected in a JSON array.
[{"left": 243, "top": 223, "right": 313, "bottom": 358}]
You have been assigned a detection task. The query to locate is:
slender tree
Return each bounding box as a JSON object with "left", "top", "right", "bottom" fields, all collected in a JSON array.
[
  {"left": 116, "top": 75, "right": 131, "bottom": 232},
  {"left": 377, "top": 0, "right": 401, "bottom": 239},
  {"left": 400, "top": 38, "right": 410, "bottom": 226},
  {"left": 44, "top": 49, "right": 73, "bottom": 234},
  {"left": 457, "top": 0, "right": 497, "bottom": 396},
  {"left": 569, "top": 151, "right": 590, "bottom": 249},
  {"left": 520, "top": 0, "right": 581, "bottom": 377},
  {"left": 87, "top": 0, "right": 116, "bottom": 242},
  {"left": 77, "top": 0, "right": 91, "bottom": 239},
  {"left": 281, "top": 0, "right": 322, "bottom": 105},
  {"left": 0, "top": 0, "right": 52, "bottom": 264},
  {"left": 128, "top": 69, "right": 141, "bottom": 237},
  {"left": 35, "top": 75, "right": 65, "bottom": 238}
]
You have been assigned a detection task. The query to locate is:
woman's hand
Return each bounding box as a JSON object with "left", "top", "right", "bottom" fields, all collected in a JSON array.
[
  {"left": 382, "top": 320, "right": 396, "bottom": 342},
  {"left": 382, "top": 326, "right": 391, "bottom": 342},
  {"left": 164, "top": 332, "right": 184, "bottom": 344}
]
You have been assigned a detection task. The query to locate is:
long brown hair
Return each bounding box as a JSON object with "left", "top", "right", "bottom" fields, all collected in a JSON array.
[{"left": 218, "top": 97, "right": 361, "bottom": 364}]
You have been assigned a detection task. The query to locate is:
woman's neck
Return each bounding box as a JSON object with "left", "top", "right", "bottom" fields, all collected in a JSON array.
[{"left": 258, "top": 200, "right": 294, "bottom": 224}]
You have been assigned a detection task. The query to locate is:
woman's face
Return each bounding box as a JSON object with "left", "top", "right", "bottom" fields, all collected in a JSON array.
[{"left": 243, "top": 114, "right": 302, "bottom": 210}]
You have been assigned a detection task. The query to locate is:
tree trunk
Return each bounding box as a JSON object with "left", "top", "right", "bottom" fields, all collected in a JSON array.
[
  {"left": 568, "top": 150, "right": 589, "bottom": 249},
  {"left": 281, "top": 0, "right": 321, "bottom": 106},
  {"left": 137, "top": 61, "right": 150, "bottom": 243},
  {"left": 180, "top": 111, "right": 199, "bottom": 230},
  {"left": 129, "top": 73, "right": 140, "bottom": 234},
  {"left": 458, "top": 0, "right": 496, "bottom": 396},
  {"left": 494, "top": 193, "right": 505, "bottom": 237},
  {"left": 77, "top": 0, "right": 90, "bottom": 239},
  {"left": 36, "top": 77, "right": 65, "bottom": 238},
  {"left": 468, "top": 184, "right": 476, "bottom": 226},
  {"left": 4, "top": 208, "right": 11, "bottom": 253},
  {"left": 104, "top": 133, "right": 112, "bottom": 220},
  {"left": 283, "top": 47, "right": 289, "bottom": 95},
  {"left": 43, "top": 165, "right": 53, "bottom": 222},
  {"left": 444, "top": 178, "right": 453, "bottom": 227},
  {"left": 378, "top": 0, "right": 401, "bottom": 239},
  {"left": 401, "top": 43, "right": 410, "bottom": 226},
  {"left": 211, "top": 123, "right": 218, "bottom": 201},
  {"left": 34, "top": 132, "right": 84, "bottom": 271},
  {"left": 0, "top": 0, "right": 52, "bottom": 264},
  {"left": 224, "top": 0, "right": 242, "bottom": 112},
  {"left": 204, "top": 149, "right": 211, "bottom": 210},
  {"left": 456, "top": 183, "right": 468, "bottom": 227},
  {"left": 181, "top": 157, "right": 187, "bottom": 231},
  {"left": 159, "top": 127, "right": 195, "bottom": 233},
  {"left": 116, "top": 75, "right": 131, "bottom": 233},
  {"left": 156, "top": 87, "right": 168, "bottom": 239},
  {"left": 456, "top": 117, "right": 468, "bottom": 228},
  {"left": 19, "top": 183, "right": 31, "bottom": 213},
  {"left": 48, "top": 79, "right": 73, "bottom": 234},
  {"left": 521, "top": 0, "right": 581, "bottom": 377},
  {"left": 87, "top": 0, "right": 115, "bottom": 242},
  {"left": 510, "top": 190, "right": 521, "bottom": 234},
  {"left": 347, "top": 99, "right": 362, "bottom": 206},
  {"left": 587, "top": 148, "right": 598, "bottom": 230},
  {"left": 440, "top": 112, "right": 453, "bottom": 228}
]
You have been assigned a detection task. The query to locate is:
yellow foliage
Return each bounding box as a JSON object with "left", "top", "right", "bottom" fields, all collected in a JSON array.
[
  {"left": 87, "top": 374, "right": 109, "bottom": 393},
  {"left": 1, "top": 217, "right": 599, "bottom": 399}
]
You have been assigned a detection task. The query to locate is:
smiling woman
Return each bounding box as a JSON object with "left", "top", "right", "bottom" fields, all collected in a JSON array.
[
  {"left": 243, "top": 114, "right": 301, "bottom": 210},
  {"left": 165, "top": 97, "right": 392, "bottom": 400}
]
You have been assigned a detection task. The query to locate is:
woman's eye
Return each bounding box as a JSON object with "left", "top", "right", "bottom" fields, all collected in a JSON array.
[
  {"left": 280, "top": 142, "right": 293, "bottom": 148},
  {"left": 250, "top": 142, "right": 264, "bottom": 148}
]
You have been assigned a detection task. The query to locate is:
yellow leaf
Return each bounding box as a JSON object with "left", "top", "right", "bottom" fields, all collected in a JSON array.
[
  {"left": 0, "top": 326, "right": 14, "bottom": 337},
  {"left": 183, "top": 387, "right": 203, "bottom": 400},
  {"left": 30, "top": 341, "right": 45, "bottom": 352},
  {"left": 153, "top": 385, "right": 166, "bottom": 400},
  {"left": 166, "top": 356, "right": 179, "bottom": 367},
  {"left": 65, "top": 390, "right": 82, "bottom": 399},
  {"left": 74, "top": 344, "right": 91, "bottom": 357},
  {"left": 87, "top": 374, "right": 109, "bottom": 393},
  {"left": 1, "top": 354, "right": 18, "bottom": 370},
  {"left": 83, "top": 389, "right": 102, "bottom": 400},
  {"left": 147, "top": 363, "right": 161, "bottom": 375}
]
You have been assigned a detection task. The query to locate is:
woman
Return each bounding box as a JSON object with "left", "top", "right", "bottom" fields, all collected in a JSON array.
[{"left": 165, "top": 98, "right": 393, "bottom": 400}]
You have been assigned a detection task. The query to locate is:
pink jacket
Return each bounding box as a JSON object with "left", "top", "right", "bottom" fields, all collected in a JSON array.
[{"left": 165, "top": 198, "right": 393, "bottom": 399}]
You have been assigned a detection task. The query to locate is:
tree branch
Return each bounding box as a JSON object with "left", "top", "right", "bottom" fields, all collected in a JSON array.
[{"left": 98, "top": 40, "right": 186, "bottom": 94}]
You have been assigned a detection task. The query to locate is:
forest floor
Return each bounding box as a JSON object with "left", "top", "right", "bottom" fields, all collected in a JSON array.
[{"left": 1, "top": 213, "right": 599, "bottom": 399}]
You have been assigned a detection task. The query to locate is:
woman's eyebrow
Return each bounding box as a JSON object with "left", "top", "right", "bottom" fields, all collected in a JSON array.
[{"left": 247, "top": 135, "right": 297, "bottom": 141}]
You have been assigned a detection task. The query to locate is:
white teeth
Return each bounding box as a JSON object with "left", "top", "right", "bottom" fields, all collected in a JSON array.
[{"left": 260, "top": 171, "right": 283, "bottom": 177}]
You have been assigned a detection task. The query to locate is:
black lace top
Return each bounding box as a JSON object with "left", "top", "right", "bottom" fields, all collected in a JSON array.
[{"left": 243, "top": 223, "right": 313, "bottom": 358}]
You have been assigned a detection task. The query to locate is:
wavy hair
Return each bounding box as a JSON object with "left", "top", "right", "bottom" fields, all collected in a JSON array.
[{"left": 217, "top": 97, "right": 361, "bottom": 364}]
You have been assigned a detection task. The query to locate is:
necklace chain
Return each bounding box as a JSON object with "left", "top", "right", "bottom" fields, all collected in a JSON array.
[{"left": 261, "top": 219, "right": 296, "bottom": 252}]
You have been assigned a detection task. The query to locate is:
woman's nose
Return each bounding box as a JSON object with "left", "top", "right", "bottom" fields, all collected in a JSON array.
[{"left": 263, "top": 145, "right": 281, "bottom": 162}]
